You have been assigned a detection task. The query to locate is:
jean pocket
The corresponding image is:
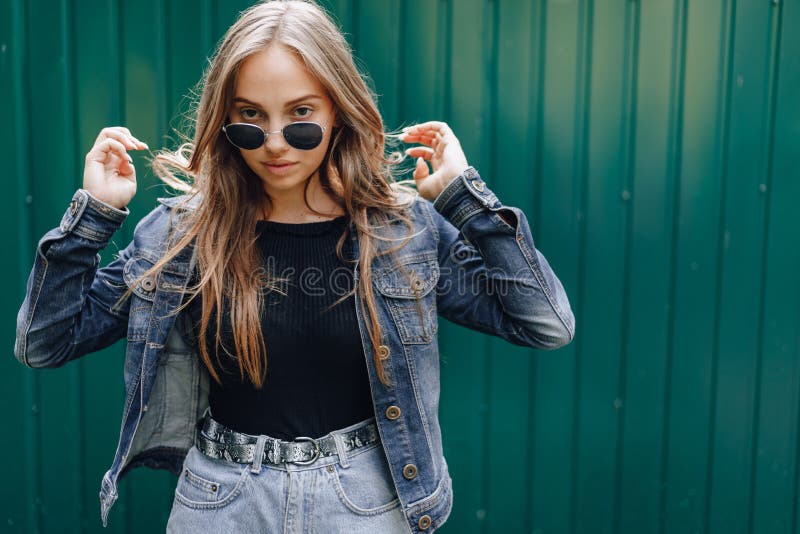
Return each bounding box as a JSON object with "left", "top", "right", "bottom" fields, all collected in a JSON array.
[
  {"left": 327, "top": 445, "right": 401, "bottom": 516},
  {"left": 174, "top": 446, "right": 250, "bottom": 510}
]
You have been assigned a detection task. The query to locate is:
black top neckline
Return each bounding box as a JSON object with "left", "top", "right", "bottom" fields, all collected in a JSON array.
[{"left": 256, "top": 214, "right": 350, "bottom": 237}]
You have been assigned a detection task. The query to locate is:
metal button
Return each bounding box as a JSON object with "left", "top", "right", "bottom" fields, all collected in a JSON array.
[
  {"left": 69, "top": 199, "right": 78, "bottom": 216},
  {"left": 411, "top": 276, "right": 425, "bottom": 291},
  {"left": 385, "top": 405, "right": 401, "bottom": 420},
  {"left": 141, "top": 276, "right": 156, "bottom": 291},
  {"left": 418, "top": 515, "right": 432, "bottom": 530},
  {"left": 470, "top": 179, "right": 485, "bottom": 192},
  {"left": 377, "top": 345, "right": 390, "bottom": 360},
  {"left": 184, "top": 469, "right": 189, "bottom": 476},
  {"left": 211, "top": 484, "right": 218, "bottom": 492},
  {"left": 327, "top": 465, "right": 334, "bottom": 473},
  {"left": 402, "top": 463, "right": 418, "bottom": 480}
]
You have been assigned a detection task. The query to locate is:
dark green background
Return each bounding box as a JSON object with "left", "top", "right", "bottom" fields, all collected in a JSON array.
[{"left": 2, "top": 0, "right": 799, "bottom": 532}]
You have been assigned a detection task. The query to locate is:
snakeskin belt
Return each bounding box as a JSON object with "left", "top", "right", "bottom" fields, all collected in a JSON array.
[{"left": 195, "top": 411, "right": 381, "bottom": 466}]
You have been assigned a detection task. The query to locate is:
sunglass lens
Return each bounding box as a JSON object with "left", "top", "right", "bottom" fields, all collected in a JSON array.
[
  {"left": 224, "top": 123, "right": 265, "bottom": 150},
  {"left": 283, "top": 122, "right": 324, "bottom": 150}
]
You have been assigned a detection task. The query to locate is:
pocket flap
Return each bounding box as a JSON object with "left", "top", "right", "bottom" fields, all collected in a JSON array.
[
  {"left": 124, "top": 255, "right": 159, "bottom": 302},
  {"left": 373, "top": 254, "right": 439, "bottom": 299}
]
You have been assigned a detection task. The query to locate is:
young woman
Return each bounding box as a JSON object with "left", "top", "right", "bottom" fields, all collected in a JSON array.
[{"left": 14, "top": 1, "right": 574, "bottom": 532}]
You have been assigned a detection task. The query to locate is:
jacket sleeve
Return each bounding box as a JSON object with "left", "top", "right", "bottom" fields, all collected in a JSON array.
[
  {"left": 429, "top": 167, "right": 575, "bottom": 349},
  {"left": 14, "top": 189, "right": 133, "bottom": 368}
]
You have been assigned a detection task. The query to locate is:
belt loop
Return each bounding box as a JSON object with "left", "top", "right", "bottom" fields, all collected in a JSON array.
[
  {"left": 271, "top": 439, "right": 281, "bottom": 465},
  {"left": 250, "top": 435, "right": 267, "bottom": 474},
  {"left": 333, "top": 433, "right": 350, "bottom": 468}
]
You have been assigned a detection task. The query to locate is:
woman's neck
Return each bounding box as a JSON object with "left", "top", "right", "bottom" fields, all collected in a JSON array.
[{"left": 262, "top": 175, "right": 345, "bottom": 223}]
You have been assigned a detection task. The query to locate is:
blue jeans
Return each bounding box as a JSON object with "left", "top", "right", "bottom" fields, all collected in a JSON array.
[{"left": 166, "top": 417, "right": 411, "bottom": 533}]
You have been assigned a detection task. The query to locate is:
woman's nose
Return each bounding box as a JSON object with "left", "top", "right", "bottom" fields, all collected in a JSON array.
[{"left": 264, "top": 126, "right": 289, "bottom": 152}]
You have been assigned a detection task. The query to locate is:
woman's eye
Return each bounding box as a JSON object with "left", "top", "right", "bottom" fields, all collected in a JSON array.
[
  {"left": 294, "top": 106, "right": 313, "bottom": 118},
  {"left": 240, "top": 108, "right": 260, "bottom": 120}
]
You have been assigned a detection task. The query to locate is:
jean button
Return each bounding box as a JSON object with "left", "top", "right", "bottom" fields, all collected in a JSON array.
[
  {"left": 470, "top": 179, "right": 485, "bottom": 192},
  {"left": 377, "top": 345, "right": 390, "bottom": 360},
  {"left": 411, "top": 275, "right": 425, "bottom": 291},
  {"left": 385, "top": 406, "right": 401, "bottom": 420},
  {"left": 418, "top": 515, "right": 432, "bottom": 529},
  {"left": 402, "top": 463, "right": 418, "bottom": 480}
]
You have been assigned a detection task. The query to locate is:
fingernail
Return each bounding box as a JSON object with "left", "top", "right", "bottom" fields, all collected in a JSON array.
[{"left": 402, "top": 126, "right": 410, "bottom": 132}]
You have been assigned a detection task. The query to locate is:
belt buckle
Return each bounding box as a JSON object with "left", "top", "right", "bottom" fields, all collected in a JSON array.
[{"left": 291, "top": 436, "right": 321, "bottom": 465}]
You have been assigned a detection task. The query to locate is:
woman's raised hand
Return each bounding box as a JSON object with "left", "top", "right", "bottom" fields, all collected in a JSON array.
[
  {"left": 83, "top": 127, "right": 148, "bottom": 209},
  {"left": 401, "top": 121, "right": 469, "bottom": 202}
]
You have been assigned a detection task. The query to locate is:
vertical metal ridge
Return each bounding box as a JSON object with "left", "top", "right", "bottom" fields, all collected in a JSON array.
[
  {"left": 12, "top": 0, "right": 38, "bottom": 530},
  {"left": 612, "top": 0, "right": 640, "bottom": 531},
  {"left": 351, "top": 0, "right": 360, "bottom": 56},
  {"left": 481, "top": 1, "right": 498, "bottom": 530},
  {"left": 569, "top": 0, "right": 593, "bottom": 532},
  {"left": 62, "top": 0, "right": 87, "bottom": 527},
  {"left": 22, "top": 0, "right": 45, "bottom": 528},
  {"left": 658, "top": 0, "right": 689, "bottom": 531},
  {"left": 395, "top": 0, "right": 407, "bottom": 122},
  {"left": 705, "top": 0, "right": 736, "bottom": 531},
  {"left": 160, "top": 0, "right": 171, "bottom": 141},
  {"left": 433, "top": 0, "right": 447, "bottom": 118},
  {"left": 441, "top": 0, "right": 452, "bottom": 121},
  {"left": 115, "top": 0, "right": 125, "bottom": 124},
  {"left": 525, "top": 1, "right": 546, "bottom": 530},
  {"left": 531, "top": 0, "right": 546, "bottom": 233},
  {"left": 747, "top": 3, "right": 783, "bottom": 533},
  {"left": 201, "top": 0, "right": 214, "bottom": 56}
]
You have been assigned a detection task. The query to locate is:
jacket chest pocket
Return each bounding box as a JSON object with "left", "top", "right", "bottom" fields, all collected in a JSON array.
[{"left": 373, "top": 254, "right": 439, "bottom": 344}]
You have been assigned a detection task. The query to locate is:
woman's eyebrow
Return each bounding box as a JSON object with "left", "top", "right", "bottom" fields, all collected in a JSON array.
[{"left": 232, "top": 94, "right": 323, "bottom": 108}]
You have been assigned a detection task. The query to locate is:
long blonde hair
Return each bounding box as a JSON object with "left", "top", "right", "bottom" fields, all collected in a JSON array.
[{"left": 122, "top": 0, "right": 417, "bottom": 388}]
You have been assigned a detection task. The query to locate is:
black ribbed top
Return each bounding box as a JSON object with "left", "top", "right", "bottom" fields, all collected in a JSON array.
[{"left": 189, "top": 214, "right": 374, "bottom": 439}]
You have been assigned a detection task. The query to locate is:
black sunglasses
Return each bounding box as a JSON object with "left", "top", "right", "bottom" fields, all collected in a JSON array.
[{"left": 222, "top": 121, "right": 327, "bottom": 151}]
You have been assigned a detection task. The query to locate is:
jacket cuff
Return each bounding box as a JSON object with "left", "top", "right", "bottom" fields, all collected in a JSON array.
[
  {"left": 59, "top": 189, "right": 129, "bottom": 242},
  {"left": 432, "top": 167, "right": 501, "bottom": 228}
]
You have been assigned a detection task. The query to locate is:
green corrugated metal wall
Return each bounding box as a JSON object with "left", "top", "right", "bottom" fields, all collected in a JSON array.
[{"left": 2, "top": 0, "right": 799, "bottom": 532}]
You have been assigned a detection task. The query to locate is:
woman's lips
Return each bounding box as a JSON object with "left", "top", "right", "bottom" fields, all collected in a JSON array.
[{"left": 262, "top": 161, "right": 297, "bottom": 175}]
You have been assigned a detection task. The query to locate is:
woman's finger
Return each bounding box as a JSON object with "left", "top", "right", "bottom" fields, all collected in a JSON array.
[
  {"left": 118, "top": 158, "right": 135, "bottom": 177},
  {"left": 404, "top": 120, "right": 450, "bottom": 133},
  {"left": 412, "top": 157, "right": 430, "bottom": 182},
  {"left": 403, "top": 133, "right": 439, "bottom": 144},
  {"left": 95, "top": 126, "right": 149, "bottom": 150},
  {"left": 86, "top": 138, "right": 131, "bottom": 165},
  {"left": 405, "top": 146, "right": 435, "bottom": 160},
  {"left": 402, "top": 133, "right": 441, "bottom": 148}
]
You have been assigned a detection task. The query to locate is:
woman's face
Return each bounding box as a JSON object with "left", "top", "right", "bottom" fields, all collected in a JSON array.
[{"left": 229, "top": 44, "right": 337, "bottom": 202}]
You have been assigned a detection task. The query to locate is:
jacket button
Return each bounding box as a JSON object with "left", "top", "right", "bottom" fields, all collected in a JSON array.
[
  {"left": 402, "top": 463, "right": 418, "bottom": 480},
  {"left": 377, "top": 345, "right": 390, "bottom": 360},
  {"left": 141, "top": 276, "right": 156, "bottom": 291},
  {"left": 470, "top": 179, "right": 486, "bottom": 192},
  {"left": 418, "top": 514, "right": 432, "bottom": 530},
  {"left": 411, "top": 276, "right": 425, "bottom": 291},
  {"left": 385, "top": 405, "right": 401, "bottom": 420},
  {"left": 69, "top": 200, "right": 78, "bottom": 216}
]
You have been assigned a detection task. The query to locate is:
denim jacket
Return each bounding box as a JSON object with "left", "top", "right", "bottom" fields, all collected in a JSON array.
[{"left": 14, "top": 167, "right": 574, "bottom": 533}]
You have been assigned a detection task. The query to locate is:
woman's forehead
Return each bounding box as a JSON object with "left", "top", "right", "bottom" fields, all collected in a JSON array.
[{"left": 234, "top": 45, "right": 329, "bottom": 108}]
